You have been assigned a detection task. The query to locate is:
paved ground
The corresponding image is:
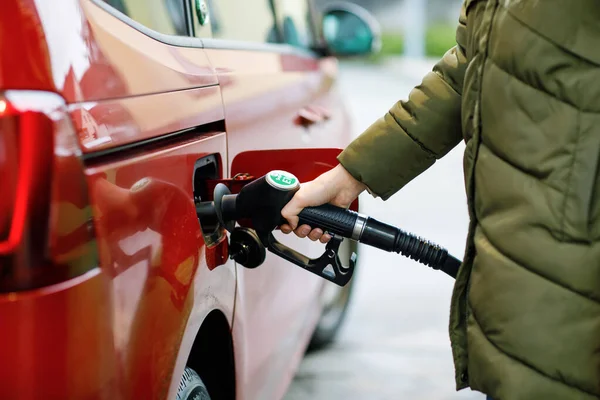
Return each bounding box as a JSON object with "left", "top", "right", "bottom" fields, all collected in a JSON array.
[{"left": 284, "top": 59, "right": 485, "bottom": 400}]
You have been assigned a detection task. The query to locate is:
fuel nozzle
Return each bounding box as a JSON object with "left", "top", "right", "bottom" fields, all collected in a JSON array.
[
  {"left": 197, "top": 170, "right": 461, "bottom": 287},
  {"left": 201, "top": 171, "right": 304, "bottom": 270},
  {"left": 197, "top": 170, "right": 299, "bottom": 232},
  {"left": 197, "top": 171, "right": 356, "bottom": 285}
]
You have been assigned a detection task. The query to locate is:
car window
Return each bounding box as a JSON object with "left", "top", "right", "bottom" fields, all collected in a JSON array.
[
  {"left": 99, "top": 0, "right": 188, "bottom": 36},
  {"left": 276, "top": 0, "right": 315, "bottom": 48},
  {"left": 193, "top": 0, "right": 278, "bottom": 43}
]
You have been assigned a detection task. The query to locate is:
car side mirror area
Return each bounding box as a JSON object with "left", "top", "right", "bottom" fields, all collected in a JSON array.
[{"left": 319, "top": 2, "right": 381, "bottom": 58}]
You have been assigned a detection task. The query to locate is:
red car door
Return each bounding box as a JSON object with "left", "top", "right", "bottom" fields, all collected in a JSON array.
[
  {"left": 73, "top": 2, "right": 237, "bottom": 398},
  {"left": 190, "top": 1, "right": 355, "bottom": 398}
]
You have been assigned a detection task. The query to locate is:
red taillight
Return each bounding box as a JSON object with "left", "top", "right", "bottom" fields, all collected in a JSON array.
[
  {"left": 0, "top": 91, "right": 97, "bottom": 292},
  {"left": 0, "top": 99, "right": 18, "bottom": 240}
]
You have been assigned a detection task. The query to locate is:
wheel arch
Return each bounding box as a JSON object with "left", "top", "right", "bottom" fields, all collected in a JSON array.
[{"left": 186, "top": 309, "right": 236, "bottom": 400}]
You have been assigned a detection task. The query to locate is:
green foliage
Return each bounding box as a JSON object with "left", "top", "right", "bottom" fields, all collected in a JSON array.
[
  {"left": 380, "top": 31, "right": 405, "bottom": 56},
  {"left": 425, "top": 24, "right": 456, "bottom": 57},
  {"left": 367, "top": 24, "right": 456, "bottom": 62}
]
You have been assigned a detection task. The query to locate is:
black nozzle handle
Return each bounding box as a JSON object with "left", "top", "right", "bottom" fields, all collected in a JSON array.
[
  {"left": 296, "top": 204, "right": 461, "bottom": 278},
  {"left": 298, "top": 204, "right": 359, "bottom": 238}
]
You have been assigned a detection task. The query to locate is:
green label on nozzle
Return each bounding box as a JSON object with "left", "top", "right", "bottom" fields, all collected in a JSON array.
[{"left": 267, "top": 170, "right": 299, "bottom": 190}]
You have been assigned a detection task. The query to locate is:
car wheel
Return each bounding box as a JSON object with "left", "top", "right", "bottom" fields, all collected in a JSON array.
[
  {"left": 308, "top": 239, "right": 357, "bottom": 351},
  {"left": 176, "top": 367, "right": 211, "bottom": 400}
]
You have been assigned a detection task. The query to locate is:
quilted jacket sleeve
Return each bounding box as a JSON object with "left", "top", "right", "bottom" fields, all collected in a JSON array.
[{"left": 337, "top": 3, "right": 469, "bottom": 200}]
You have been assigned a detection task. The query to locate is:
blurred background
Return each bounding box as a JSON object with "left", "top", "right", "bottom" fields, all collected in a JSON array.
[
  {"left": 285, "top": 1, "right": 482, "bottom": 399},
  {"left": 317, "top": 0, "right": 462, "bottom": 59}
]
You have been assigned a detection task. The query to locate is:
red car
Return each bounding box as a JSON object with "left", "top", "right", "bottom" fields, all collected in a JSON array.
[{"left": 0, "top": 1, "right": 379, "bottom": 399}]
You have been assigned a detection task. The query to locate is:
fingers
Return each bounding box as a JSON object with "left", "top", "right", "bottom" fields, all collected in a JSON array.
[
  {"left": 281, "top": 224, "right": 312, "bottom": 237},
  {"left": 281, "top": 224, "right": 332, "bottom": 243},
  {"left": 294, "top": 225, "right": 312, "bottom": 238},
  {"left": 308, "top": 228, "right": 323, "bottom": 241},
  {"left": 307, "top": 230, "right": 332, "bottom": 243},
  {"left": 299, "top": 227, "right": 332, "bottom": 243},
  {"left": 283, "top": 224, "right": 321, "bottom": 240},
  {"left": 281, "top": 198, "right": 303, "bottom": 230}
]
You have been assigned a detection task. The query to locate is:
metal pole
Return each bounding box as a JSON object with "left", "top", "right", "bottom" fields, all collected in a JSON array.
[{"left": 403, "top": 0, "right": 426, "bottom": 58}]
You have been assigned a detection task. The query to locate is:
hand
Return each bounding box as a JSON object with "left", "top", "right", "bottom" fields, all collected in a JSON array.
[{"left": 280, "top": 164, "right": 366, "bottom": 243}]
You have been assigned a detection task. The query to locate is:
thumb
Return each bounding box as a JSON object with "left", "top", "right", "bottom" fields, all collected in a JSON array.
[{"left": 281, "top": 193, "right": 307, "bottom": 230}]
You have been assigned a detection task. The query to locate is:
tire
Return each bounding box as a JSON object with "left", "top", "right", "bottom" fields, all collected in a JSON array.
[
  {"left": 308, "top": 239, "right": 358, "bottom": 351},
  {"left": 176, "top": 367, "right": 211, "bottom": 400}
]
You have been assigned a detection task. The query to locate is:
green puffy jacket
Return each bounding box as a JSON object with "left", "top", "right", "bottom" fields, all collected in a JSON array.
[{"left": 338, "top": 0, "right": 600, "bottom": 398}]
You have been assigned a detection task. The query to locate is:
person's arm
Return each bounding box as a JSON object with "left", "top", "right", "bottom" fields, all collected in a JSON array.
[
  {"left": 281, "top": 4, "right": 469, "bottom": 239},
  {"left": 339, "top": 5, "right": 469, "bottom": 200}
]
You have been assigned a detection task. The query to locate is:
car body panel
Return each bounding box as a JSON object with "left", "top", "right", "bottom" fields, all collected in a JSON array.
[
  {"left": 0, "top": 270, "right": 117, "bottom": 399},
  {"left": 0, "top": 0, "right": 357, "bottom": 398},
  {"left": 0, "top": 0, "right": 55, "bottom": 93},
  {"left": 205, "top": 43, "right": 354, "bottom": 398},
  {"left": 75, "top": 0, "right": 217, "bottom": 99},
  {"left": 63, "top": 5, "right": 238, "bottom": 396},
  {"left": 69, "top": 85, "right": 223, "bottom": 153},
  {"left": 6, "top": 0, "right": 218, "bottom": 104},
  {"left": 83, "top": 131, "right": 235, "bottom": 400}
]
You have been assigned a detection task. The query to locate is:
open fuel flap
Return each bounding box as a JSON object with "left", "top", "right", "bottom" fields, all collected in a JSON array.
[{"left": 229, "top": 148, "right": 358, "bottom": 211}]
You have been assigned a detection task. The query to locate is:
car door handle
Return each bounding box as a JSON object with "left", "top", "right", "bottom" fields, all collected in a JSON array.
[
  {"left": 295, "top": 107, "right": 323, "bottom": 127},
  {"left": 310, "top": 105, "right": 331, "bottom": 120}
]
